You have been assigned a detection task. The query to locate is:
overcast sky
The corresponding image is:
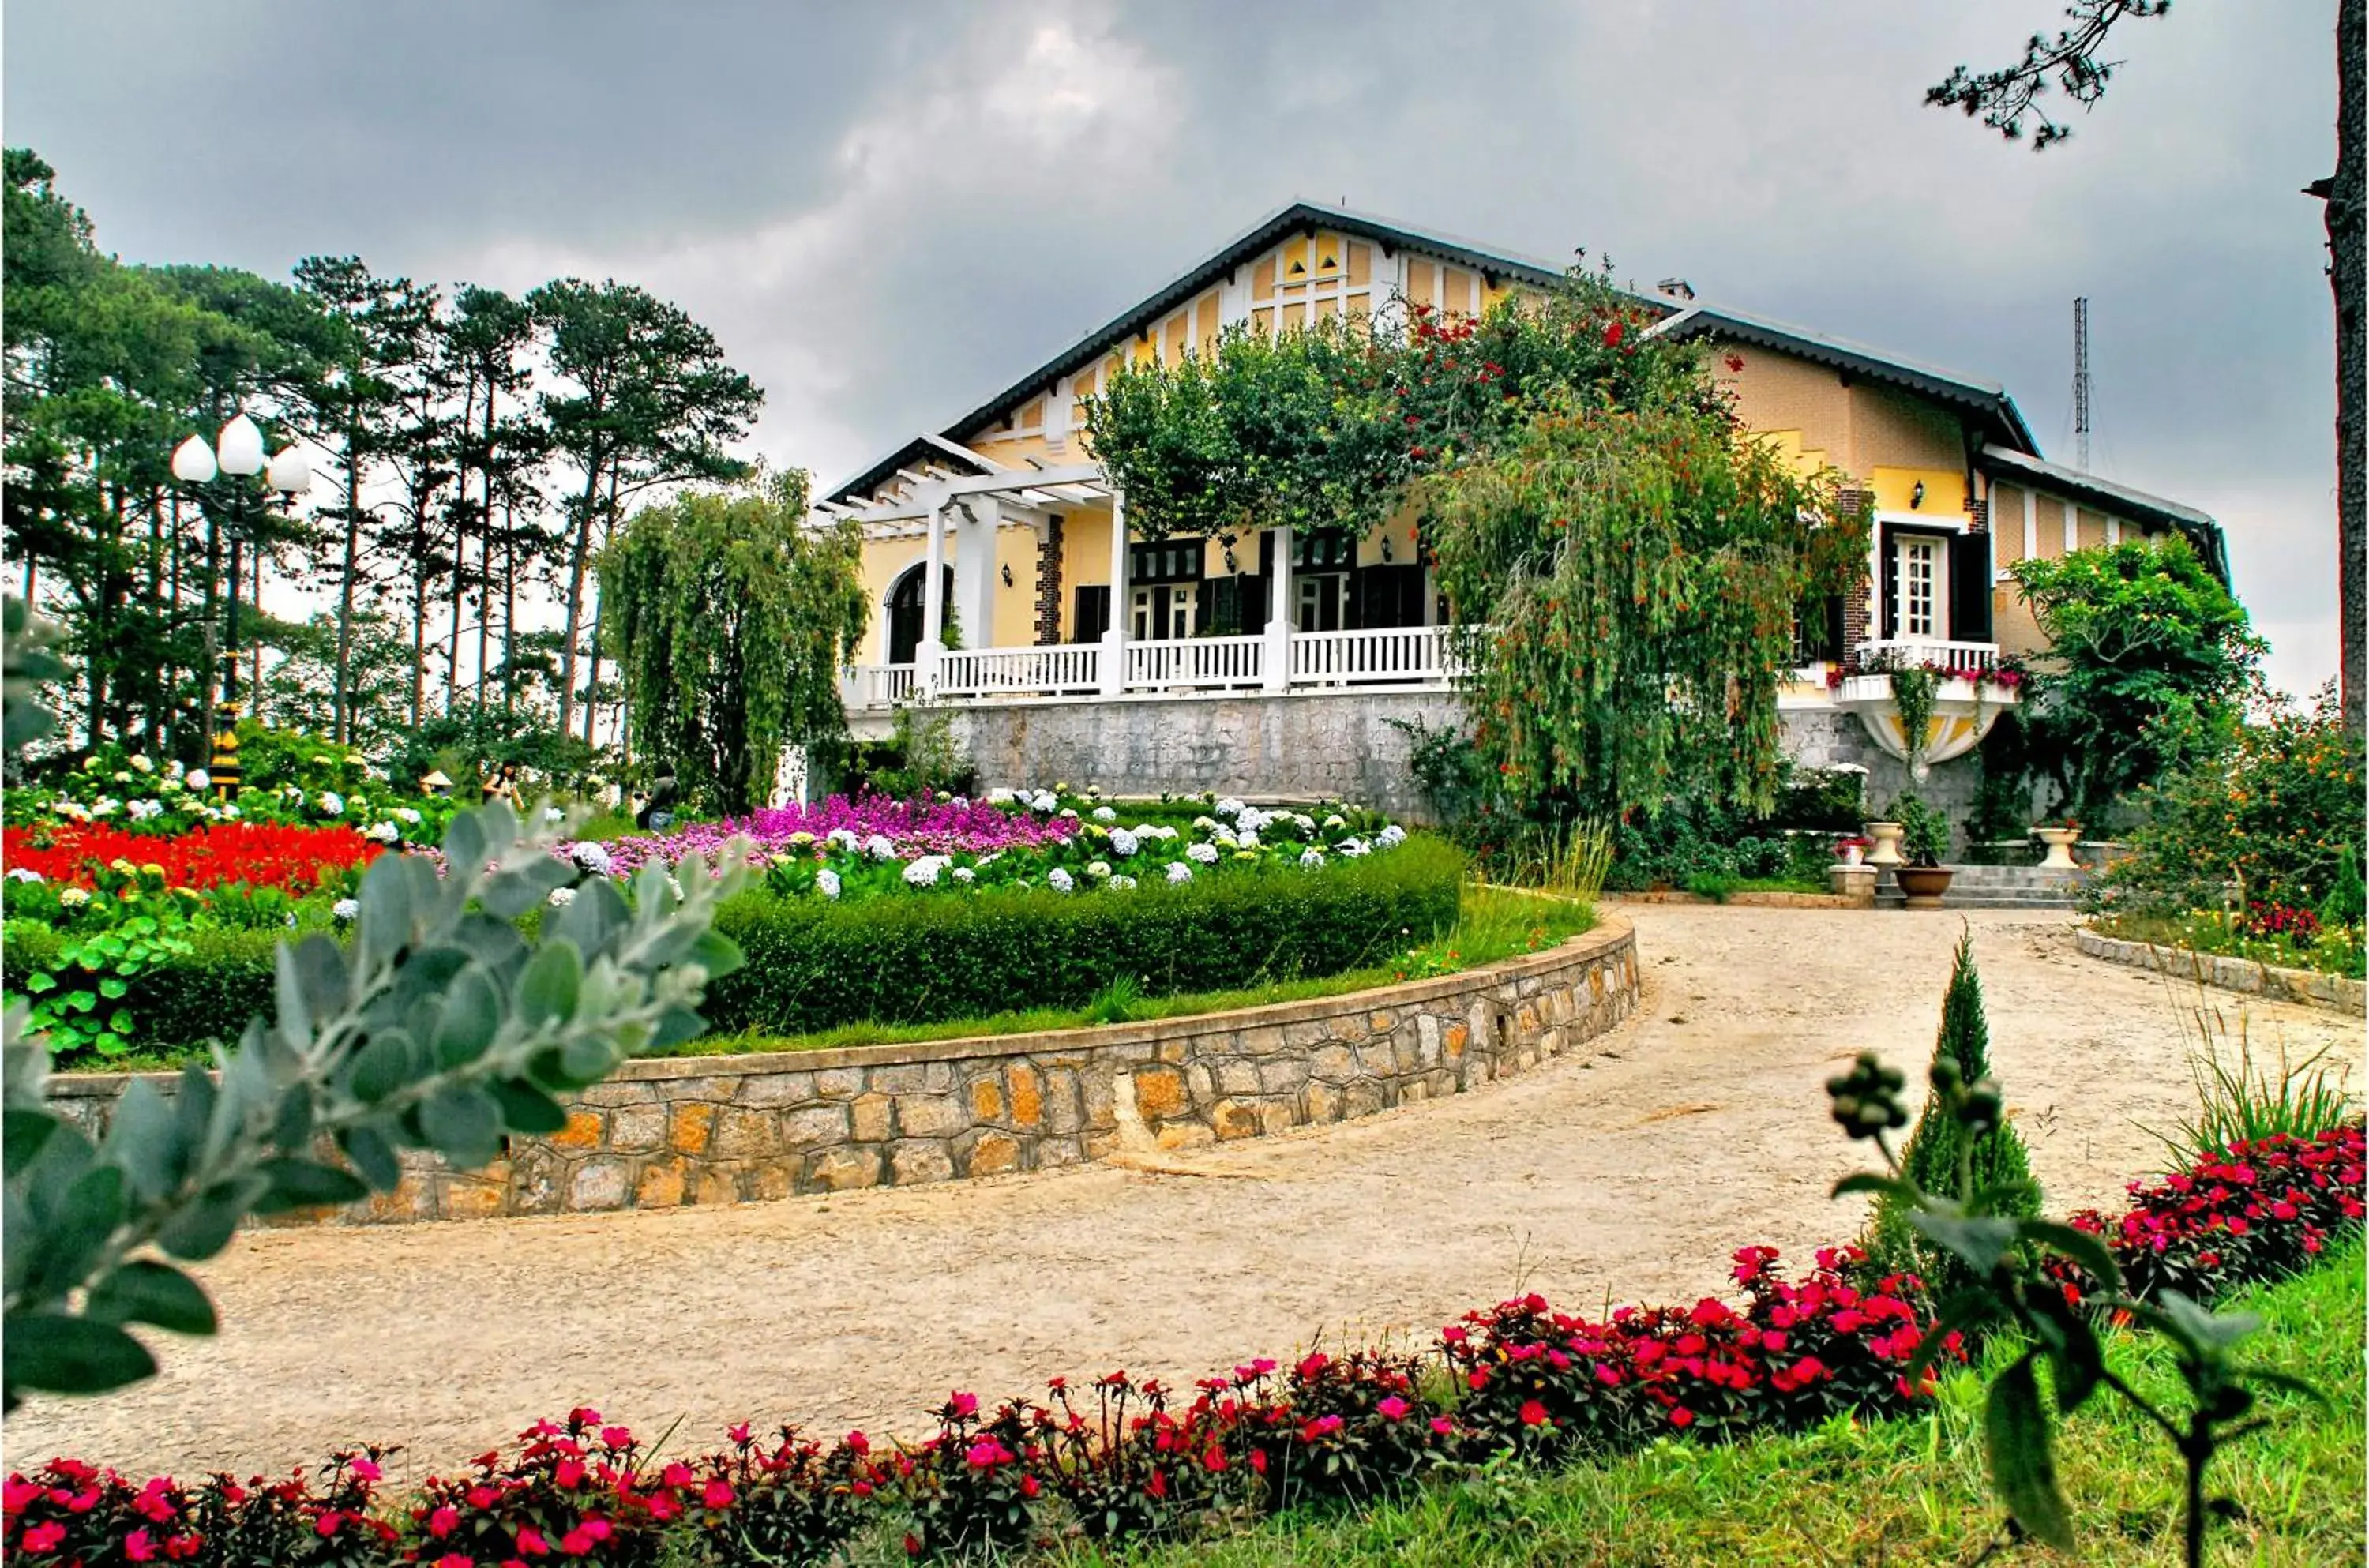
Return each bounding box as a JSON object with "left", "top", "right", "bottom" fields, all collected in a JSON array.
[{"left": 6, "top": 0, "right": 2345, "bottom": 694}]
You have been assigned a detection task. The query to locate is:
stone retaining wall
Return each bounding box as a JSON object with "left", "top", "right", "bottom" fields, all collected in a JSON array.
[
  {"left": 47, "top": 917, "right": 1639, "bottom": 1226},
  {"left": 2074, "top": 928, "right": 2366, "bottom": 1015}
]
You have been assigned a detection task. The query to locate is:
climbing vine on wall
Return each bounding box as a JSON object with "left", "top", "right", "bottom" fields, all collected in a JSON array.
[{"left": 601, "top": 471, "right": 869, "bottom": 816}]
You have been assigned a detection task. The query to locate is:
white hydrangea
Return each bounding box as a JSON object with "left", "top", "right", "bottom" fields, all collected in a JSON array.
[
  {"left": 570, "top": 842, "right": 613, "bottom": 876},
  {"left": 129, "top": 754, "right": 153, "bottom": 775},
  {"left": 903, "top": 855, "right": 949, "bottom": 887},
  {"left": 332, "top": 898, "right": 360, "bottom": 921},
  {"left": 394, "top": 807, "right": 422, "bottom": 825},
  {"left": 1237, "top": 829, "right": 1261, "bottom": 850},
  {"left": 1292, "top": 813, "right": 1316, "bottom": 833},
  {"left": 1057, "top": 808, "right": 1079, "bottom": 820},
  {"left": 816, "top": 868, "right": 842, "bottom": 899},
  {"left": 58, "top": 888, "right": 92, "bottom": 908},
  {"left": 952, "top": 866, "right": 976, "bottom": 884},
  {"left": 1092, "top": 805, "right": 1117, "bottom": 823},
  {"left": 1166, "top": 861, "right": 1193, "bottom": 884},
  {"left": 1215, "top": 797, "right": 1245, "bottom": 818},
  {"left": 1185, "top": 842, "right": 1220, "bottom": 865},
  {"left": 988, "top": 788, "right": 1016, "bottom": 805},
  {"left": 1338, "top": 837, "right": 1370, "bottom": 858},
  {"left": 826, "top": 827, "right": 859, "bottom": 853},
  {"left": 1299, "top": 847, "right": 1325, "bottom": 868},
  {"left": 319, "top": 790, "right": 346, "bottom": 816},
  {"left": 1234, "top": 805, "right": 1267, "bottom": 832},
  {"left": 160, "top": 771, "right": 185, "bottom": 793},
  {"left": 547, "top": 887, "right": 577, "bottom": 908},
  {"left": 1376, "top": 824, "right": 1408, "bottom": 848},
  {"left": 111, "top": 771, "right": 131, "bottom": 784},
  {"left": 126, "top": 799, "right": 163, "bottom": 821},
  {"left": 364, "top": 821, "right": 399, "bottom": 844},
  {"left": 1192, "top": 816, "right": 1218, "bottom": 832},
  {"left": 864, "top": 834, "right": 898, "bottom": 861},
  {"left": 546, "top": 806, "right": 565, "bottom": 823},
  {"left": 1047, "top": 867, "right": 1075, "bottom": 893},
  {"left": 1139, "top": 824, "right": 1177, "bottom": 842},
  {"left": 92, "top": 797, "right": 121, "bottom": 817},
  {"left": 7, "top": 868, "right": 44, "bottom": 883},
  {"left": 1031, "top": 790, "right": 1058, "bottom": 812},
  {"left": 1323, "top": 815, "right": 1346, "bottom": 831},
  {"left": 1109, "top": 828, "right": 1139, "bottom": 858},
  {"left": 220, "top": 804, "right": 241, "bottom": 819},
  {"left": 1086, "top": 861, "right": 1112, "bottom": 880},
  {"left": 1110, "top": 874, "right": 1136, "bottom": 890}
]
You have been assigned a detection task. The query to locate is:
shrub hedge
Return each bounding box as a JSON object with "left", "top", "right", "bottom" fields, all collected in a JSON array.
[
  {"left": 1, "top": 837, "right": 1464, "bottom": 1054},
  {"left": 702, "top": 835, "right": 1464, "bottom": 1035}
]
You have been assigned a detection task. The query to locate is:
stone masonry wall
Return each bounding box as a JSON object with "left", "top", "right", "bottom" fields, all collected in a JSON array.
[
  {"left": 47, "top": 919, "right": 1639, "bottom": 1227},
  {"left": 943, "top": 691, "right": 1462, "bottom": 821}
]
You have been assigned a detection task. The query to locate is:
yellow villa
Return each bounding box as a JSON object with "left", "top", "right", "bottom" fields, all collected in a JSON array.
[{"left": 819, "top": 203, "right": 2228, "bottom": 808}]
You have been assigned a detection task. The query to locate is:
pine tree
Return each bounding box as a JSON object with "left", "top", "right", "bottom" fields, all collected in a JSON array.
[{"left": 1869, "top": 930, "right": 2041, "bottom": 1287}]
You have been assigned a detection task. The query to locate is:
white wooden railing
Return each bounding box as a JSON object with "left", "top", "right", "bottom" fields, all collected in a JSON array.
[
  {"left": 1854, "top": 639, "right": 2001, "bottom": 673},
  {"left": 845, "top": 663, "right": 916, "bottom": 707},
  {"left": 1125, "top": 634, "right": 1266, "bottom": 690},
  {"left": 1291, "top": 625, "right": 1451, "bottom": 686},
  {"left": 937, "top": 643, "right": 1102, "bottom": 697}
]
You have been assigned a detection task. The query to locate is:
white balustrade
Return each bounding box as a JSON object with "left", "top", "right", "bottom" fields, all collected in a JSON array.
[
  {"left": 1290, "top": 625, "right": 1451, "bottom": 686},
  {"left": 1124, "top": 634, "right": 1266, "bottom": 691},
  {"left": 937, "top": 644, "right": 1102, "bottom": 698},
  {"left": 843, "top": 664, "right": 914, "bottom": 709},
  {"left": 1853, "top": 639, "right": 2000, "bottom": 673}
]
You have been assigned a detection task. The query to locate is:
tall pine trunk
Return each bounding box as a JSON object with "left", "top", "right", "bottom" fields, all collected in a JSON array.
[
  {"left": 334, "top": 418, "right": 363, "bottom": 748},
  {"left": 2331, "top": 0, "right": 2365, "bottom": 733},
  {"left": 558, "top": 471, "right": 601, "bottom": 741}
]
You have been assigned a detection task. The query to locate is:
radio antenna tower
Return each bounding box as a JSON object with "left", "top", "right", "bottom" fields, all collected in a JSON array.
[{"left": 2072, "top": 296, "right": 2093, "bottom": 471}]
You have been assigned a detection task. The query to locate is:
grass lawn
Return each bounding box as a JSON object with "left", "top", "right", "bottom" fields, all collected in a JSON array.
[
  {"left": 1085, "top": 1246, "right": 2365, "bottom": 1566},
  {"left": 658, "top": 883, "right": 1597, "bottom": 1059}
]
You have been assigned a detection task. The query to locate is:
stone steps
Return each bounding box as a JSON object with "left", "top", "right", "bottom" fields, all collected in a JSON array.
[{"left": 1868, "top": 861, "right": 2086, "bottom": 911}]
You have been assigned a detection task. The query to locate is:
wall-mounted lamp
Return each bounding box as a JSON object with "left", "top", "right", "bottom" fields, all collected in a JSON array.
[
  {"left": 1220, "top": 532, "right": 1238, "bottom": 574},
  {"left": 1380, "top": 535, "right": 1394, "bottom": 563},
  {"left": 1001, "top": 563, "right": 1015, "bottom": 588},
  {"left": 1909, "top": 481, "right": 1925, "bottom": 510}
]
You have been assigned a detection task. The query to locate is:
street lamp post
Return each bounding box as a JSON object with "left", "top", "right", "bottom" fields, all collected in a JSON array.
[{"left": 171, "top": 414, "right": 310, "bottom": 782}]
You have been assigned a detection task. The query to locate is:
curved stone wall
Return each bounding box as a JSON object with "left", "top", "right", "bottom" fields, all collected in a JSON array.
[
  {"left": 46, "top": 917, "right": 1639, "bottom": 1225},
  {"left": 2074, "top": 927, "right": 2365, "bottom": 1015}
]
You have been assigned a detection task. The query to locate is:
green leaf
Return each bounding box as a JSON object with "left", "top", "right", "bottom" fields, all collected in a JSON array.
[
  {"left": 433, "top": 969, "right": 502, "bottom": 1069},
  {"left": 689, "top": 928, "right": 744, "bottom": 982},
  {"left": 28, "top": 1165, "right": 126, "bottom": 1301},
  {"left": 3, "top": 1311, "right": 157, "bottom": 1398},
  {"left": 1984, "top": 1353, "right": 2074, "bottom": 1552},
  {"left": 96, "top": 977, "right": 128, "bottom": 1000},
  {"left": 2, "top": 1109, "right": 60, "bottom": 1179},
  {"left": 482, "top": 856, "right": 571, "bottom": 920},
  {"left": 155, "top": 1177, "right": 258, "bottom": 1262},
  {"left": 515, "top": 940, "right": 582, "bottom": 1029},
  {"left": 488, "top": 1078, "right": 569, "bottom": 1136},
  {"left": 1830, "top": 1172, "right": 1920, "bottom": 1202},
  {"left": 347, "top": 1034, "right": 415, "bottom": 1104},
  {"left": 1907, "top": 1210, "right": 2021, "bottom": 1274},
  {"left": 23, "top": 972, "right": 55, "bottom": 994},
  {"left": 98, "top": 1078, "right": 181, "bottom": 1203},
  {"left": 419, "top": 1085, "right": 505, "bottom": 1168},
  {"left": 83, "top": 1260, "right": 217, "bottom": 1336},
  {"left": 337, "top": 1125, "right": 403, "bottom": 1191},
  {"left": 250, "top": 1157, "right": 369, "bottom": 1215},
  {"left": 2030, "top": 1292, "right": 2106, "bottom": 1414},
  {"left": 2022, "top": 1220, "right": 2121, "bottom": 1292},
  {"left": 1906, "top": 1288, "right": 1998, "bottom": 1384}
]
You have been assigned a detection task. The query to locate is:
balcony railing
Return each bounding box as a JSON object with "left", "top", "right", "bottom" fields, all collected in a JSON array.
[
  {"left": 1853, "top": 638, "right": 2001, "bottom": 673},
  {"left": 1126, "top": 633, "right": 1265, "bottom": 691},
  {"left": 1291, "top": 625, "right": 1452, "bottom": 686},
  {"left": 937, "top": 644, "right": 1103, "bottom": 699}
]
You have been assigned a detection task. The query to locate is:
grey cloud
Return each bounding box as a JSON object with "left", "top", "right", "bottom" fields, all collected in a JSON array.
[{"left": 6, "top": 0, "right": 2341, "bottom": 692}]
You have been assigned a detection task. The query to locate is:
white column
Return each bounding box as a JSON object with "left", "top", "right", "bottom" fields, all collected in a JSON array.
[
  {"left": 1099, "top": 490, "right": 1128, "bottom": 696},
  {"left": 1263, "top": 524, "right": 1293, "bottom": 692},
  {"left": 920, "top": 493, "right": 948, "bottom": 696},
  {"left": 951, "top": 498, "right": 999, "bottom": 658}
]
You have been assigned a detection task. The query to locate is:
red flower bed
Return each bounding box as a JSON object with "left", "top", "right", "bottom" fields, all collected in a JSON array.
[
  {"left": 2061, "top": 1123, "right": 2367, "bottom": 1307},
  {"left": 6, "top": 1134, "right": 2357, "bottom": 1566},
  {"left": 2, "top": 823, "right": 382, "bottom": 895}
]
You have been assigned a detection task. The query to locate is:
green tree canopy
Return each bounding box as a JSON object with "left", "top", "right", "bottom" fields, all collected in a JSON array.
[
  {"left": 2012, "top": 536, "right": 2263, "bottom": 827},
  {"left": 600, "top": 471, "right": 868, "bottom": 816}
]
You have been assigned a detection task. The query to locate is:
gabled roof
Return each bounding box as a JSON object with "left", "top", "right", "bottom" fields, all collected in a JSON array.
[
  {"left": 827, "top": 201, "right": 1609, "bottom": 507},
  {"left": 1650, "top": 303, "right": 2040, "bottom": 456},
  {"left": 826, "top": 433, "right": 1004, "bottom": 515},
  {"left": 1978, "top": 444, "right": 2230, "bottom": 584}
]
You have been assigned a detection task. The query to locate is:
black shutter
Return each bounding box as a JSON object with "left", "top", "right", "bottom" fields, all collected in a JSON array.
[
  {"left": 1241, "top": 573, "right": 1269, "bottom": 629},
  {"left": 1950, "top": 530, "right": 1994, "bottom": 643},
  {"left": 1823, "top": 593, "right": 1846, "bottom": 660},
  {"left": 1879, "top": 525, "right": 1898, "bottom": 640}
]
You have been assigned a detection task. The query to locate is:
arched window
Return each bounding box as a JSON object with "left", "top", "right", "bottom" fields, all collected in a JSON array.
[{"left": 886, "top": 564, "right": 955, "bottom": 665}]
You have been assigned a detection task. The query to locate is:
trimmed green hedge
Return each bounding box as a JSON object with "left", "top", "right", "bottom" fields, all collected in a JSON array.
[
  {"left": 2, "top": 838, "right": 1464, "bottom": 1053},
  {"left": 704, "top": 836, "right": 1463, "bottom": 1033}
]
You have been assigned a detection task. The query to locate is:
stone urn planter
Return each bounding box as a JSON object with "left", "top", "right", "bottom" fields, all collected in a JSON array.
[
  {"left": 1894, "top": 865, "right": 1955, "bottom": 910},
  {"left": 2033, "top": 827, "right": 2081, "bottom": 871},
  {"left": 1864, "top": 822, "right": 1906, "bottom": 868}
]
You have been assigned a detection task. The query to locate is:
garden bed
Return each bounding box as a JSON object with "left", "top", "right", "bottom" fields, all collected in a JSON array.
[
  {"left": 43, "top": 917, "right": 1639, "bottom": 1225},
  {"left": 2075, "top": 926, "right": 2367, "bottom": 1015}
]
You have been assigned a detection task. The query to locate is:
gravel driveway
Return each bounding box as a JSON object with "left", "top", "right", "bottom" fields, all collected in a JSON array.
[{"left": 8, "top": 906, "right": 2356, "bottom": 1481}]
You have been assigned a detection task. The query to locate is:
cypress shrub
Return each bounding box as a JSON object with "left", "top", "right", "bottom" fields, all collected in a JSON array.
[{"left": 1868, "top": 929, "right": 2042, "bottom": 1288}]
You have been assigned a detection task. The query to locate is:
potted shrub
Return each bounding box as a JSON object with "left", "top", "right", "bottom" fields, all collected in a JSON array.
[
  {"left": 1890, "top": 793, "right": 1954, "bottom": 910},
  {"left": 2032, "top": 817, "right": 2081, "bottom": 870}
]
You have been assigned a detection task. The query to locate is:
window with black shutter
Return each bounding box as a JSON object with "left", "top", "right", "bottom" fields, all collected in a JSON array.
[
  {"left": 1071, "top": 584, "right": 1109, "bottom": 644},
  {"left": 1949, "top": 531, "right": 1994, "bottom": 643}
]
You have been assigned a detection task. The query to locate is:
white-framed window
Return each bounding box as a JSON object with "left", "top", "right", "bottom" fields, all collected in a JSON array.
[{"left": 1894, "top": 533, "right": 1947, "bottom": 641}]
